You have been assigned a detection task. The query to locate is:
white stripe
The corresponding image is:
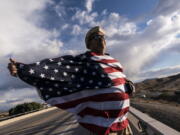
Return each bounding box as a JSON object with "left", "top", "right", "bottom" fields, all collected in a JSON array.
[
  {"left": 46, "top": 87, "right": 126, "bottom": 105},
  {"left": 99, "top": 63, "right": 109, "bottom": 68},
  {"left": 67, "top": 99, "right": 129, "bottom": 114},
  {"left": 107, "top": 62, "right": 123, "bottom": 69},
  {"left": 91, "top": 55, "right": 115, "bottom": 61},
  {"left": 99, "top": 63, "right": 123, "bottom": 69},
  {"left": 107, "top": 72, "right": 126, "bottom": 79},
  {"left": 112, "top": 85, "right": 126, "bottom": 93},
  {"left": 78, "top": 112, "right": 128, "bottom": 127}
]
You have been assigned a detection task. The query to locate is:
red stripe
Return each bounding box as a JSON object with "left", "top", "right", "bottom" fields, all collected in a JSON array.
[
  {"left": 78, "top": 107, "right": 129, "bottom": 118},
  {"left": 98, "top": 59, "right": 118, "bottom": 63},
  {"left": 90, "top": 52, "right": 104, "bottom": 56},
  {"left": 79, "top": 119, "right": 129, "bottom": 135},
  {"left": 103, "top": 67, "right": 123, "bottom": 73},
  {"left": 55, "top": 92, "right": 129, "bottom": 109},
  {"left": 112, "top": 78, "right": 126, "bottom": 85}
]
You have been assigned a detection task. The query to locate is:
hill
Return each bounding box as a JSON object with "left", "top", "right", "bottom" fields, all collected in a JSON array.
[{"left": 135, "top": 73, "right": 180, "bottom": 92}]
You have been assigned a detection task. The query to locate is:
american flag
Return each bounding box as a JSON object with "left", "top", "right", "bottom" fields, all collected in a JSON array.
[{"left": 17, "top": 51, "right": 130, "bottom": 135}]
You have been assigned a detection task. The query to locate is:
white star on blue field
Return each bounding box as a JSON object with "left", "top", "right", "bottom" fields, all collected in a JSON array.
[{"left": 0, "top": 0, "right": 180, "bottom": 110}]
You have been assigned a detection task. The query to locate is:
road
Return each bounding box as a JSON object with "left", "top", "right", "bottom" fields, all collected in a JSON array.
[
  {"left": 0, "top": 108, "right": 140, "bottom": 135},
  {"left": 0, "top": 108, "right": 89, "bottom": 135}
]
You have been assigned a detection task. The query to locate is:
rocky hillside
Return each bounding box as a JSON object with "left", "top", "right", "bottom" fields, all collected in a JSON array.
[{"left": 135, "top": 73, "right": 180, "bottom": 92}]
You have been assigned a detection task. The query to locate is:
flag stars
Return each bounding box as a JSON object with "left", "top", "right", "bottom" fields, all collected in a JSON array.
[
  {"left": 69, "top": 90, "right": 73, "bottom": 92},
  {"left": 63, "top": 72, "right": 67, "bottom": 76},
  {"left": 33, "top": 82, "right": 37, "bottom": 85},
  {"left": 98, "top": 82, "right": 102, "bottom": 85},
  {"left": 71, "top": 74, "right": 75, "bottom": 79},
  {"left": 49, "top": 88, "right": 53, "bottom": 91},
  {"left": 70, "top": 60, "right": 74, "bottom": 63},
  {"left": 44, "top": 65, "right": 49, "bottom": 70},
  {"left": 54, "top": 83, "right": 59, "bottom": 87},
  {"left": 80, "top": 78, "right": 84, "bottom": 82},
  {"left": 66, "top": 65, "right": 70, "bottom": 69},
  {"left": 57, "top": 62, "right": 61, "bottom": 66},
  {"left": 108, "top": 83, "right": 111, "bottom": 86},
  {"left": 82, "top": 55, "right": 86, "bottom": 59},
  {"left": 94, "top": 65, "right": 99, "bottom": 69},
  {"left": 39, "top": 87, "right": 44, "bottom": 90},
  {"left": 54, "top": 69, "right": 58, "bottom": 73},
  {"left": 50, "top": 77, "right": 55, "bottom": 80},
  {"left": 29, "top": 69, "right": 35, "bottom": 74},
  {"left": 86, "top": 63, "right": 90, "bottom": 66},
  {"left": 57, "top": 91, "right": 61, "bottom": 95},
  {"left": 19, "top": 64, "right": 24, "bottom": 68},
  {"left": 75, "top": 68, "right": 79, "bottom": 72},
  {"left": 83, "top": 70, "right": 87, "bottom": 74},
  {"left": 36, "top": 62, "right": 40, "bottom": 65},
  {"left": 92, "top": 72, "right": 96, "bottom": 75},
  {"left": 89, "top": 80, "right": 93, "bottom": 84},
  {"left": 45, "top": 95, "right": 49, "bottom": 99},
  {"left": 49, "top": 59, "right": 53, "bottom": 62},
  {"left": 101, "top": 74, "right": 105, "bottom": 78},
  {"left": 77, "top": 84, "right": 81, "bottom": 88},
  {"left": 40, "top": 73, "right": 45, "bottom": 78}
]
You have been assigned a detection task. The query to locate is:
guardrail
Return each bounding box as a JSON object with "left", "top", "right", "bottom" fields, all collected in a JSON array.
[{"left": 129, "top": 107, "right": 180, "bottom": 135}]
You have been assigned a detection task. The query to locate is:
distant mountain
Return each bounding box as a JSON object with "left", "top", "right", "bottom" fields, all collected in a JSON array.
[{"left": 135, "top": 73, "right": 180, "bottom": 92}]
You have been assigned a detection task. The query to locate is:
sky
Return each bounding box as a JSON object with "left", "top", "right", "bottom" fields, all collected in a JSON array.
[{"left": 0, "top": 0, "right": 180, "bottom": 111}]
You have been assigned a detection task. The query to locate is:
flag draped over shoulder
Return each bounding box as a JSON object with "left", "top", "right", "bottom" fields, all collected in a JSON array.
[{"left": 16, "top": 51, "right": 130, "bottom": 135}]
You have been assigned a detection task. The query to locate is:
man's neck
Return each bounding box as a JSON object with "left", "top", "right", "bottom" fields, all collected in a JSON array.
[{"left": 89, "top": 50, "right": 105, "bottom": 55}]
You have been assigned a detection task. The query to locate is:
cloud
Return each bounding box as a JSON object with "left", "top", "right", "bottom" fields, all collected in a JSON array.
[
  {"left": 0, "top": 0, "right": 65, "bottom": 93},
  {"left": 54, "top": 1, "right": 66, "bottom": 17},
  {"left": 72, "top": 10, "right": 98, "bottom": 26},
  {"left": 69, "top": 0, "right": 180, "bottom": 82},
  {"left": 71, "top": 24, "right": 82, "bottom": 35},
  {"left": 0, "top": 88, "right": 43, "bottom": 111},
  {"left": 85, "top": 0, "right": 95, "bottom": 12},
  {"left": 152, "top": 0, "right": 180, "bottom": 16},
  {"left": 0, "top": 0, "right": 63, "bottom": 60},
  {"left": 138, "top": 65, "right": 180, "bottom": 80}
]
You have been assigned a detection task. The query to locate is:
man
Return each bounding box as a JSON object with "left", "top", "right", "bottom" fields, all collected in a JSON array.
[{"left": 8, "top": 26, "right": 133, "bottom": 135}]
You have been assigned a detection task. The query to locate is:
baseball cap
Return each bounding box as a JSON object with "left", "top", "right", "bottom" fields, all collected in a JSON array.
[{"left": 85, "top": 26, "right": 105, "bottom": 47}]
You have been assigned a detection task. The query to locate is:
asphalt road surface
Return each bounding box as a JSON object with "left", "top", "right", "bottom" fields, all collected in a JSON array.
[
  {"left": 0, "top": 108, "right": 139, "bottom": 135},
  {"left": 0, "top": 108, "right": 89, "bottom": 135}
]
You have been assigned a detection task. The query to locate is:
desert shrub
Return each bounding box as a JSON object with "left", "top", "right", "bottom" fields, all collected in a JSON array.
[
  {"left": 158, "top": 92, "right": 180, "bottom": 102},
  {"left": 9, "top": 102, "right": 43, "bottom": 116}
]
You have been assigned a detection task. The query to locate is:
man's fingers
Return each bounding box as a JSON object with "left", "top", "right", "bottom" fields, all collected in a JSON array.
[
  {"left": 7, "top": 62, "right": 17, "bottom": 77},
  {"left": 9, "top": 58, "right": 16, "bottom": 64}
]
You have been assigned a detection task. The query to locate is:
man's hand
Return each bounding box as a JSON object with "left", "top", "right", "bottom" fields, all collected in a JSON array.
[{"left": 7, "top": 58, "right": 18, "bottom": 77}]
